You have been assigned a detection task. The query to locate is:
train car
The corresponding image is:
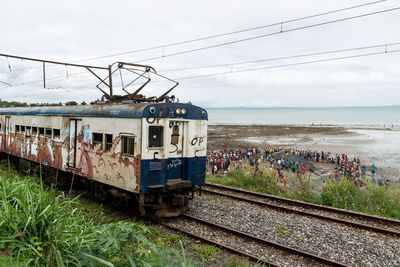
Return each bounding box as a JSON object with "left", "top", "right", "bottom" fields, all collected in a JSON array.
[{"left": 0, "top": 102, "right": 208, "bottom": 217}]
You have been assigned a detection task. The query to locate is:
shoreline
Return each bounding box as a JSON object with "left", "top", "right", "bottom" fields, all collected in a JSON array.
[{"left": 207, "top": 124, "right": 400, "bottom": 182}]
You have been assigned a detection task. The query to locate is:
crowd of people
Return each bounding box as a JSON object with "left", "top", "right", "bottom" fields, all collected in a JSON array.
[{"left": 207, "top": 147, "right": 380, "bottom": 186}]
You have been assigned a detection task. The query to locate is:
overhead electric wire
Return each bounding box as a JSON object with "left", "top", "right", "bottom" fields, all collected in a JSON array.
[
  {"left": 159, "top": 42, "right": 400, "bottom": 72},
  {"left": 4, "top": 42, "right": 400, "bottom": 91},
  {"left": 71, "top": 0, "right": 389, "bottom": 63},
  {"left": 8, "top": 45, "right": 399, "bottom": 99},
  {"left": 134, "top": 6, "right": 400, "bottom": 63},
  {"left": 4, "top": 71, "right": 88, "bottom": 89},
  {"left": 171, "top": 49, "right": 400, "bottom": 81},
  {"left": 0, "top": 0, "right": 393, "bottom": 75},
  {"left": 0, "top": 80, "right": 12, "bottom": 86}
]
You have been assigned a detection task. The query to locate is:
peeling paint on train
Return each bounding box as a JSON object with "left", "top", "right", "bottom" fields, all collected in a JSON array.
[{"left": 0, "top": 103, "right": 207, "bottom": 196}]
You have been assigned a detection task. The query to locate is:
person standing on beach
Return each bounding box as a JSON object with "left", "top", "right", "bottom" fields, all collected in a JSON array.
[
  {"left": 361, "top": 166, "right": 366, "bottom": 178},
  {"left": 371, "top": 164, "right": 376, "bottom": 184},
  {"left": 302, "top": 165, "right": 307, "bottom": 178}
]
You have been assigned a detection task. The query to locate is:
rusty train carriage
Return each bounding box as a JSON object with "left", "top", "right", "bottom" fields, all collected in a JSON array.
[{"left": 0, "top": 103, "right": 208, "bottom": 217}]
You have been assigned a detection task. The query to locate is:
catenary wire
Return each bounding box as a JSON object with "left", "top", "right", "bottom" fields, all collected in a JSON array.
[
  {"left": 70, "top": 0, "right": 389, "bottom": 63},
  {"left": 0, "top": 0, "right": 393, "bottom": 75},
  {"left": 159, "top": 42, "right": 400, "bottom": 72},
  {"left": 172, "top": 49, "right": 400, "bottom": 81},
  {"left": 3, "top": 41, "right": 396, "bottom": 90},
  {"left": 7, "top": 47, "right": 399, "bottom": 99},
  {"left": 134, "top": 6, "right": 400, "bottom": 63},
  {"left": 3, "top": 42, "right": 399, "bottom": 90}
]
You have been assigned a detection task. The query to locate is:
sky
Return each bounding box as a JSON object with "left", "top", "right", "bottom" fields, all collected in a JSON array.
[{"left": 0, "top": 0, "right": 400, "bottom": 107}]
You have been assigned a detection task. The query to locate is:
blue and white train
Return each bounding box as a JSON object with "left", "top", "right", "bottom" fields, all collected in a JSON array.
[{"left": 0, "top": 102, "right": 208, "bottom": 217}]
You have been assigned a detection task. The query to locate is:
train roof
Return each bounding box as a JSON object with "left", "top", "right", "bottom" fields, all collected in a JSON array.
[{"left": 0, "top": 102, "right": 208, "bottom": 120}]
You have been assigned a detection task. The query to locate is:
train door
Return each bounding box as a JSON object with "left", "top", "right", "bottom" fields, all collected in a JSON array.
[
  {"left": 4, "top": 116, "right": 10, "bottom": 151},
  {"left": 5, "top": 116, "right": 10, "bottom": 135},
  {"left": 68, "top": 119, "right": 82, "bottom": 168},
  {"left": 167, "top": 121, "right": 185, "bottom": 180}
]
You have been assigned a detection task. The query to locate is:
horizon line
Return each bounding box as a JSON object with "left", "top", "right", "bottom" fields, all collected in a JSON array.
[{"left": 205, "top": 104, "right": 400, "bottom": 109}]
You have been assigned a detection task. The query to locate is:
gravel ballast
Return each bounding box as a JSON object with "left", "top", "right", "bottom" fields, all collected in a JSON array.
[
  {"left": 185, "top": 194, "right": 400, "bottom": 267},
  {"left": 202, "top": 184, "right": 400, "bottom": 235}
]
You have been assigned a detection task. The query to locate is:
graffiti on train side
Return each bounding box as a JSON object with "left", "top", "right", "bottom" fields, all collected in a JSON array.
[
  {"left": 69, "top": 124, "right": 140, "bottom": 191},
  {"left": 1, "top": 133, "right": 63, "bottom": 169},
  {"left": 1, "top": 123, "right": 140, "bottom": 192},
  {"left": 72, "top": 125, "right": 94, "bottom": 177},
  {"left": 168, "top": 159, "right": 182, "bottom": 170},
  {"left": 92, "top": 133, "right": 141, "bottom": 190}
]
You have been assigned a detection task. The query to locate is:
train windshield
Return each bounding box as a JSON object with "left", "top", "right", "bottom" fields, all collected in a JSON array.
[{"left": 148, "top": 126, "right": 164, "bottom": 147}]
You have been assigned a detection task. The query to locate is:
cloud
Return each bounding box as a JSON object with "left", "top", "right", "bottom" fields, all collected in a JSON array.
[{"left": 0, "top": 0, "right": 400, "bottom": 107}]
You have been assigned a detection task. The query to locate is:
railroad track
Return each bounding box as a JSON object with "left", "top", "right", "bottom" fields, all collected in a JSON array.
[
  {"left": 161, "top": 213, "right": 348, "bottom": 267},
  {"left": 202, "top": 182, "right": 400, "bottom": 237}
]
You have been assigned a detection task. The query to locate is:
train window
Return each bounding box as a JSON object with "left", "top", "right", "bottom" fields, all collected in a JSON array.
[
  {"left": 26, "top": 126, "right": 31, "bottom": 136},
  {"left": 121, "top": 136, "right": 135, "bottom": 156},
  {"left": 53, "top": 129, "right": 60, "bottom": 139},
  {"left": 45, "top": 128, "right": 52, "bottom": 138},
  {"left": 171, "top": 125, "right": 179, "bottom": 145},
  {"left": 148, "top": 126, "right": 164, "bottom": 148},
  {"left": 105, "top": 134, "right": 113, "bottom": 151},
  {"left": 21, "top": 126, "right": 25, "bottom": 133},
  {"left": 39, "top": 127, "right": 44, "bottom": 137},
  {"left": 92, "top": 133, "right": 103, "bottom": 150},
  {"left": 32, "top": 127, "right": 38, "bottom": 136},
  {"left": 15, "top": 125, "right": 20, "bottom": 133}
]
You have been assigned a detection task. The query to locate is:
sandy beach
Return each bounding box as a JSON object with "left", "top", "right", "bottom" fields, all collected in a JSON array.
[{"left": 208, "top": 125, "right": 400, "bottom": 182}]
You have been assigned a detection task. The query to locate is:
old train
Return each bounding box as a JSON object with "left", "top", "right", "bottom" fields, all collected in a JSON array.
[{"left": 0, "top": 102, "right": 208, "bottom": 217}]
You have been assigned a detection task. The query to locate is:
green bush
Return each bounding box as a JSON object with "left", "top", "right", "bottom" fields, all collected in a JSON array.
[
  {"left": 0, "top": 166, "right": 195, "bottom": 266},
  {"left": 320, "top": 190, "right": 335, "bottom": 206},
  {"left": 321, "top": 178, "right": 400, "bottom": 219}
]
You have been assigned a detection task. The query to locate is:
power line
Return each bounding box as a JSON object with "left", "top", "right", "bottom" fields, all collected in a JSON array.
[
  {"left": 4, "top": 71, "right": 88, "bottom": 89},
  {"left": 159, "top": 42, "right": 400, "bottom": 72},
  {"left": 6, "top": 48, "right": 399, "bottom": 100},
  {"left": 71, "top": 0, "right": 389, "bottom": 63},
  {"left": 0, "top": 80, "right": 12, "bottom": 86},
  {"left": 0, "top": 0, "right": 393, "bottom": 76},
  {"left": 172, "top": 49, "right": 400, "bottom": 81},
  {"left": 4, "top": 42, "right": 400, "bottom": 98},
  {"left": 134, "top": 6, "right": 400, "bottom": 63},
  {"left": 16, "top": 46, "right": 400, "bottom": 97},
  {"left": 5, "top": 42, "right": 399, "bottom": 92}
]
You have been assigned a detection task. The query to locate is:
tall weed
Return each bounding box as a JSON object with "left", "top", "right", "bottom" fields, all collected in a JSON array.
[{"left": 0, "top": 166, "right": 195, "bottom": 266}]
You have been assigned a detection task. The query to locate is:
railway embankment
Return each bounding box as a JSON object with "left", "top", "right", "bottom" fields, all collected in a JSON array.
[
  {"left": 207, "top": 164, "right": 400, "bottom": 221},
  {"left": 181, "top": 189, "right": 400, "bottom": 266}
]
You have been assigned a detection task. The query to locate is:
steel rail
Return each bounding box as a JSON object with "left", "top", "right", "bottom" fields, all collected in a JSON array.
[
  {"left": 203, "top": 182, "right": 400, "bottom": 237},
  {"left": 159, "top": 221, "right": 273, "bottom": 266},
  {"left": 163, "top": 214, "right": 349, "bottom": 267}
]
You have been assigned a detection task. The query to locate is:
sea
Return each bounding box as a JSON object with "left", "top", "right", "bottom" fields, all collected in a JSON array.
[
  {"left": 206, "top": 106, "right": 400, "bottom": 180},
  {"left": 206, "top": 106, "right": 400, "bottom": 127}
]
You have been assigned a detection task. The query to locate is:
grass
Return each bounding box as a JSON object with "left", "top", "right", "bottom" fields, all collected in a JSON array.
[
  {"left": 207, "top": 162, "right": 400, "bottom": 220},
  {"left": 192, "top": 244, "right": 220, "bottom": 264},
  {"left": 0, "top": 164, "right": 196, "bottom": 266},
  {"left": 275, "top": 224, "right": 290, "bottom": 239}
]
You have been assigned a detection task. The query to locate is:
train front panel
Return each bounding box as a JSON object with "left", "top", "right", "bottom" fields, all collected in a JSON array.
[{"left": 139, "top": 103, "right": 207, "bottom": 216}]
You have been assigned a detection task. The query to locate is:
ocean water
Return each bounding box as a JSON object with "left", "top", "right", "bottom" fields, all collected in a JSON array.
[
  {"left": 206, "top": 106, "right": 400, "bottom": 127},
  {"left": 206, "top": 106, "right": 400, "bottom": 179}
]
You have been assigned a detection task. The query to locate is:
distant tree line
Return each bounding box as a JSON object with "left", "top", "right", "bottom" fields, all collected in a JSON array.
[{"left": 0, "top": 99, "right": 28, "bottom": 107}]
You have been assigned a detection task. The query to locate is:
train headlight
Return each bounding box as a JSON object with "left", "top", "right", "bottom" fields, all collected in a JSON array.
[
  {"left": 149, "top": 107, "right": 156, "bottom": 114},
  {"left": 181, "top": 108, "right": 186, "bottom": 115},
  {"left": 175, "top": 108, "right": 181, "bottom": 114},
  {"left": 202, "top": 111, "right": 206, "bottom": 117}
]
